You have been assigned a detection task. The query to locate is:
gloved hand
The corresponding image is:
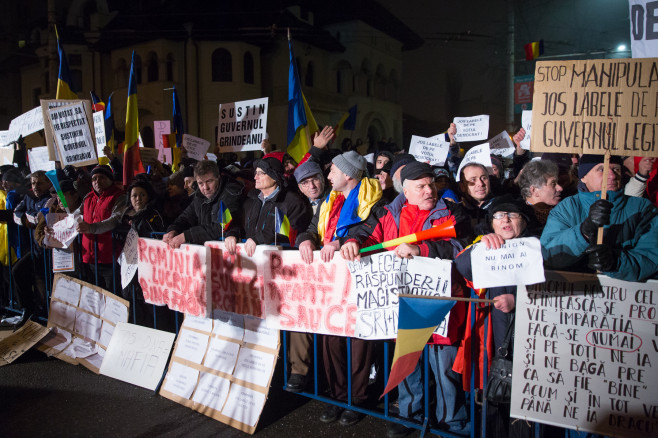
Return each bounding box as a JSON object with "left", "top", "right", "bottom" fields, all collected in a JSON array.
[
  {"left": 584, "top": 245, "right": 618, "bottom": 272},
  {"left": 580, "top": 199, "right": 612, "bottom": 241}
]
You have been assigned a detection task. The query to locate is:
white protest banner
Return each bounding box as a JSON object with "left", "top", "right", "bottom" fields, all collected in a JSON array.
[
  {"left": 137, "top": 238, "right": 211, "bottom": 317},
  {"left": 453, "top": 115, "right": 489, "bottom": 142},
  {"left": 41, "top": 99, "right": 93, "bottom": 161},
  {"left": 205, "top": 242, "right": 270, "bottom": 318},
  {"left": 119, "top": 229, "right": 139, "bottom": 289},
  {"left": 630, "top": 1, "right": 658, "bottom": 58},
  {"left": 99, "top": 322, "right": 176, "bottom": 390},
  {"left": 48, "top": 102, "right": 98, "bottom": 167},
  {"left": 488, "top": 130, "right": 515, "bottom": 157},
  {"left": 511, "top": 271, "right": 658, "bottom": 436},
  {"left": 182, "top": 134, "right": 211, "bottom": 161},
  {"left": 456, "top": 142, "right": 493, "bottom": 181},
  {"left": 52, "top": 248, "right": 75, "bottom": 272},
  {"left": 0, "top": 145, "right": 14, "bottom": 165},
  {"left": 27, "top": 146, "right": 56, "bottom": 173},
  {"left": 217, "top": 97, "right": 269, "bottom": 153},
  {"left": 48, "top": 213, "right": 79, "bottom": 249},
  {"left": 471, "top": 237, "right": 545, "bottom": 288},
  {"left": 92, "top": 110, "right": 106, "bottom": 159},
  {"left": 153, "top": 120, "right": 172, "bottom": 163},
  {"left": 0, "top": 131, "right": 9, "bottom": 146},
  {"left": 262, "top": 249, "right": 356, "bottom": 337},
  {"left": 0, "top": 320, "right": 51, "bottom": 366},
  {"left": 37, "top": 274, "right": 129, "bottom": 373},
  {"left": 408, "top": 135, "right": 450, "bottom": 165},
  {"left": 160, "top": 313, "right": 279, "bottom": 434},
  {"left": 8, "top": 107, "right": 45, "bottom": 141},
  {"left": 520, "top": 110, "right": 532, "bottom": 150},
  {"left": 348, "top": 254, "right": 452, "bottom": 340}
]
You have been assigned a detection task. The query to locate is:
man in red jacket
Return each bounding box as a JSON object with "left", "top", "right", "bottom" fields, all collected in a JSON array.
[{"left": 76, "top": 165, "right": 126, "bottom": 292}]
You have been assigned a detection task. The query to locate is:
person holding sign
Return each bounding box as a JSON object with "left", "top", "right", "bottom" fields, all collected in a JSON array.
[
  {"left": 454, "top": 195, "right": 538, "bottom": 438},
  {"left": 541, "top": 155, "right": 658, "bottom": 282},
  {"left": 341, "top": 161, "right": 469, "bottom": 436}
]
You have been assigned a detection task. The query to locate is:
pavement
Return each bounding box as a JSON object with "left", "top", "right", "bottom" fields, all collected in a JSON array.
[{"left": 0, "top": 327, "right": 410, "bottom": 438}]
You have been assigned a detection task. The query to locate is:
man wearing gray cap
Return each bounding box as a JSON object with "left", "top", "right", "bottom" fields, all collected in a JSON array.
[
  {"left": 294, "top": 160, "right": 329, "bottom": 215},
  {"left": 296, "top": 150, "right": 382, "bottom": 426}
]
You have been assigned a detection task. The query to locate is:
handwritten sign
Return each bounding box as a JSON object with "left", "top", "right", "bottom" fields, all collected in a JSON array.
[
  {"left": 262, "top": 250, "right": 356, "bottom": 337},
  {"left": 41, "top": 99, "right": 88, "bottom": 160},
  {"left": 6, "top": 107, "right": 44, "bottom": 143},
  {"left": 456, "top": 142, "right": 493, "bottom": 181},
  {"left": 453, "top": 115, "right": 489, "bottom": 142},
  {"left": 182, "top": 134, "right": 211, "bottom": 161},
  {"left": 217, "top": 97, "right": 269, "bottom": 153},
  {"left": 100, "top": 322, "right": 176, "bottom": 390},
  {"left": 27, "top": 146, "right": 56, "bottom": 173},
  {"left": 153, "top": 120, "right": 172, "bottom": 163},
  {"left": 511, "top": 271, "right": 658, "bottom": 436},
  {"left": 629, "top": 1, "right": 658, "bottom": 59},
  {"left": 47, "top": 213, "right": 79, "bottom": 249},
  {"left": 138, "top": 238, "right": 211, "bottom": 317},
  {"left": 118, "top": 229, "right": 139, "bottom": 288},
  {"left": 348, "top": 254, "right": 452, "bottom": 339},
  {"left": 92, "top": 110, "right": 106, "bottom": 159},
  {"left": 520, "top": 110, "right": 532, "bottom": 150},
  {"left": 139, "top": 147, "right": 159, "bottom": 167},
  {"left": 408, "top": 135, "right": 450, "bottom": 166},
  {"left": 48, "top": 102, "right": 97, "bottom": 167},
  {"left": 0, "top": 320, "right": 51, "bottom": 366},
  {"left": 160, "top": 313, "right": 279, "bottom": 434},
  {"left": 471, "top": 237, "right": 544, "bottom": 288},
  {"left": 488, "top": 130, "right": 515, "bottom": 157},
  {"left": 531, "top": 58, "right": 658, "bottom": 157}
]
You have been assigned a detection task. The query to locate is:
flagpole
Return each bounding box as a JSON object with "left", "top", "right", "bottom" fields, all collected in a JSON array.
[
  {"left": 398, "top": 294, "right": 495, "bottom": 304},
  {"left": 274, "top": 206, "right": 278, "bottom": 247}
]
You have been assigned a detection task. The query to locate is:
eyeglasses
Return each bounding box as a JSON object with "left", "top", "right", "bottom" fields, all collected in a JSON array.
[
  {"left": 492, "top": 212, "right": 522, "bottom": 220},
  {"left": 299, "top": 176, "right": 320, "bottom": 187},
  {"left": 254, "top": 170, "right": 267, "bottom": 177}
]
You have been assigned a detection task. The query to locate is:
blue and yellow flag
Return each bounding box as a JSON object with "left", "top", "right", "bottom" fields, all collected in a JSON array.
[
  {"left": 287, "top": 33, "right": 318, "bottom": 163},
  {"left": 104, "top": 93, "right": 116, "bottom": 154},
  {"left": 123, "top": 51, "right": 142, "bottom": 186},
  {"left": 55, "top": 29, "right": 78, "bottom": 100},
  {"left": 274, "top": 206, "right": 291, "bottom": 238},
  {"left": 219, "top": 201, "right": 232, "bottom": 231},
  {"left": 381, "top": 295, "right": 455, "bottom": 397},
  {"left": 335, "top": 105, "right": 357, "bottom": 137},
  {"left": 171, "top": 86, "right": 184, "bottom": 170}
]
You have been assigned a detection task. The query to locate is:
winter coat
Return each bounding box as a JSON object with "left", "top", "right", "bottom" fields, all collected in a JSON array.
[{"left": 80, "top": 184, "right": 126, "bottom": 264}]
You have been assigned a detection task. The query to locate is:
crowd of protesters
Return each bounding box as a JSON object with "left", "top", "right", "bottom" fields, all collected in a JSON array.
[{"left": 1, "top": 124, "right": 657, "bottom": 438}]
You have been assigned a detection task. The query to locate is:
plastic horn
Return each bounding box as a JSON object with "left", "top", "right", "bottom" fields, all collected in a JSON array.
[{"left": 359, "top": 218, "right": 456, "bottom": 253}]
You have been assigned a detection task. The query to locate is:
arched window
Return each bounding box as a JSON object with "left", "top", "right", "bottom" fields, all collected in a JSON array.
[
  {"left": 211, "top": 48, "right": 232, "bottom": 82},
  {"left": 147, "top": 52, "right": 159, "bottom": 82},
  {"left": 133, "top": 54, "right": 143, "bottom": 84},
  {"left": 305, "top": 61, "right": 314, "bottom": 87},
  {"left": 166, "top": 53, "right": 174, "bottom": 81},
  {"left": 243, "top": 52, "right": 254, "bottom": 84}
]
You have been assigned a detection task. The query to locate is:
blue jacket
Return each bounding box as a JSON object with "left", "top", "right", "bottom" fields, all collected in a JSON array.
[{"left": 540, "top": 190, "right": 658, "bottom": 282}]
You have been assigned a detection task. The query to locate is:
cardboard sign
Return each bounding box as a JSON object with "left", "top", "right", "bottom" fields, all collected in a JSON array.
[
  {"left": 520, "top": 110, "right": 532, "bottom": 150},
  {"left": 348, "top": 254, "right": 452, "bottom": 340},
  {"left": 48, "top": 102, "right": 98, "bottom": 167},
  {"left": 137, "top": 238, "right": 211, "bottom": 317},
  {"left": 205, "top": 242, "right": 270, "bottom": 318},
  {"left": 488, "top": 130, "right": 515, "bottom": 157},
  {"left": 99, "top": 322, "right": 176, "bottom": 390},
  {"left": 92, "top": 110, "right": 106, "bottom": 159},
  {"left": 0, "top": 320, "right": 51, "bottom": 366},
  {"left": 471, "top": 237, "right": 545, "bottom": 288},
  {"left": 511, "top": 271, "right": 658, "bottom": 436},
  {"left": 453, "top": 115, "right": 489, "bottom": 142},
  {"left": 217, "top": 97, "right": 269, "bottom": 153},
  {"left": 160, "top": 313, "right": 279, "bottom": 434},
  {"left": 630, "top": 1, "right": 658, "bottom": 59},
  {"left": 531, "top": 58, "right": 658, "bottom": 157},
  {"left": 119, "top": 228, "right": 139, "bottom": 288},
  {"left": 41, "top": 99, "right": 94, "bottom": 162},
  {"left": 182, "top": 134, "right": 211, "bottom": 161},
  {"left": 408, "top": 135, "right": 450, "bottom": 165},
  {"left": 138, "top": 147, "right": 159, "bottom": 167},
  {"left": 261, "top": 250, "right": 356, "bottom": 337},
  {"left": 27, "top": 146, "right": 56, "bottom": 173},
  {"left": 37, "top": 274, "right": 129, "bottom": 373},
  {"left": 456, "top": 143, "right": 493, "bottom": 181}
]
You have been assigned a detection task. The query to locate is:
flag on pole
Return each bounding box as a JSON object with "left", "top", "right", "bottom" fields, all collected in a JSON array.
[
  {"left": 335, "top": 105, "right": 357, "bottom": 137},
  {"left": 171, "top": 86, "right": 184, "bottom": 170},
  {"left": 123, "top": 51, "right": 143, "bottom": 186},
  {"left": 524, "top": 40, "right": 544, "bottom": 61},
  {"left": 275, "top": 206, "right": 295, "bottom": 244},
  {"left": 104, "top": 93, "right": 116, "bottom": 154},
  {"left": 90, "top": 91, "right": 105, "bottom": 112},
  {"left": 219, "top": 201, "right": 232, "bottom": 231},
  {"left": 287, "top": 31, "right": 316, "bottom": 163},
  {"left": 45, "top": 170, "right": 69, "bottom": 213},
  {"left": 381, "top": 295, "right": 456, "bottom": 397},
  {"left": 55, "top": 28, "right": 78, "bottom": 100}
]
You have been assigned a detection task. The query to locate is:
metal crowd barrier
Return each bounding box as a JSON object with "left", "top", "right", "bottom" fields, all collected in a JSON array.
[{"left": 1, "top": 225, "right": 571, "bottom": 438}]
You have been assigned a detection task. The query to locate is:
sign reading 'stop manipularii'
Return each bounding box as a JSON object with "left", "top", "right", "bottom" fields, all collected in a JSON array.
[{"left": 531, "top": 58, "right": 658, "bottom": 157}]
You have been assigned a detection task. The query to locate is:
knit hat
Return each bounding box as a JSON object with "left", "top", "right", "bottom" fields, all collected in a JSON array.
[
  {"left": 255, "top": 156, "right": 285, "bottom": 186},
  {"left": 294, "top": 160, "right": 323, "bottom": 184},
  {"left": 90, "top": 165, "right": 114, "bottom": 181},
  {"left": 332, "top": 151, "right": 366, "bottom": 180},
  {"left": 578, "top": 155, "right": 624, "bottom": 179},
  {"left": 400, "top": 161, "right": 434, "bottom": 184},
  {"left": 389, "top": 154, "right": 416, "bottom": 177}
]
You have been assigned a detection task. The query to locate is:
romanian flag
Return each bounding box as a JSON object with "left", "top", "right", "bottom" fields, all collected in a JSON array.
[
  {"left": 55, "top": 29, "right": 78, "bottom": 100},
  {"left": 524, "top": 40, "right": 544, "bottom": 61},
  {"left": 287, "top": 32, "right": 317, "bottom": 163},
  {"left": 123, "top": 51, "right": 143, "bottom": 186},
  {"left": 381, "top": 295, "right": 456, "bottom": 397},
  {"left": 172, "top": 86, "right": 184, "bottom": 170},
  {"left": 45, "top": 170, "right": 69, "bottom": 213},
  {"left": 335, "top": 105, "right": 357, "bottom": 137},
  {"left": 219, "top": 201, "right": 232, "bottom": 231},
  {"left": 104, "top": 93, "right": 116, "bottom": 155},
  {"left": 90, "top": 91, "right": 105, "bottom": 112},
  {"left": 275, "top": 206, "right": 295, "bottom": 242}
]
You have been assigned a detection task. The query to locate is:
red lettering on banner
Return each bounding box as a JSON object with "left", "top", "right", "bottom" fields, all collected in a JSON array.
[
  {"left": 326, "top": 305, "right": 343, "bottom": 334},
  {"left": 138, "top": 238, "right": 148, "bottom": 262}
]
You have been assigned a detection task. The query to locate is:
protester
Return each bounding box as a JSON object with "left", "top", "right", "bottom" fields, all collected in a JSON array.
[
  {"left": 374, "top": 161, "right": 397, "bottom": 204},
  {"left": 541, "top": 155, "right": 658, "bottom": 281},
  {"left": 161, "top": 171, "right": 192, "bottom": 225},
  {"left": 389, "top": 154, "right": 416, "bottom": 194},
  {"left": 453, "top": 162, "right": 493, "bottom": 239},
  {"left": 623, "top": 156, "right": 656, "bottom": 198},
  {"left": 517, "top": 160, "right": 563, "bottom": 231},
  {"left": 374, "top": 151, "right": 394, "bottom": 170},
  {"left": 433, "top": 167, "right": 459, "bottom": 203}
]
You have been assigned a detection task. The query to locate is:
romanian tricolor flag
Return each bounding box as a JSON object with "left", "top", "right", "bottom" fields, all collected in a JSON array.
[
  {"left": 274, "top": 206, "right": 291, "bottom": 239},
  {"left": 171, "top": 86, "right": 184, "bottom": 170},
  {"left": 219, "top": 201, "right": 232, "bottom": 231},
  {"left": 381, "top": 295, "right": 456, "bottom": 397},
  {"left": 104, "top": 93, "right": 116, "bottom": 155},
  {"left": 45, "top": 170, "right": 69, "bottom": 213},
  {"left": 123, "top": 51, "right": 143, "bottom": 186},
  {"left": 524, "top": 40, "right": 544, "bottom": 61},
  {"left": 55, "top": 29, "right": 78, "bottom": 100},
  {"left": 335, "top": 105, "right": 357, "bottom": 137},
  {"left": 90, "top": 91, "right": 105, "bottom": 112},
  {"left": 287, "top": 31, "right": 318, "bottom": 163}
]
